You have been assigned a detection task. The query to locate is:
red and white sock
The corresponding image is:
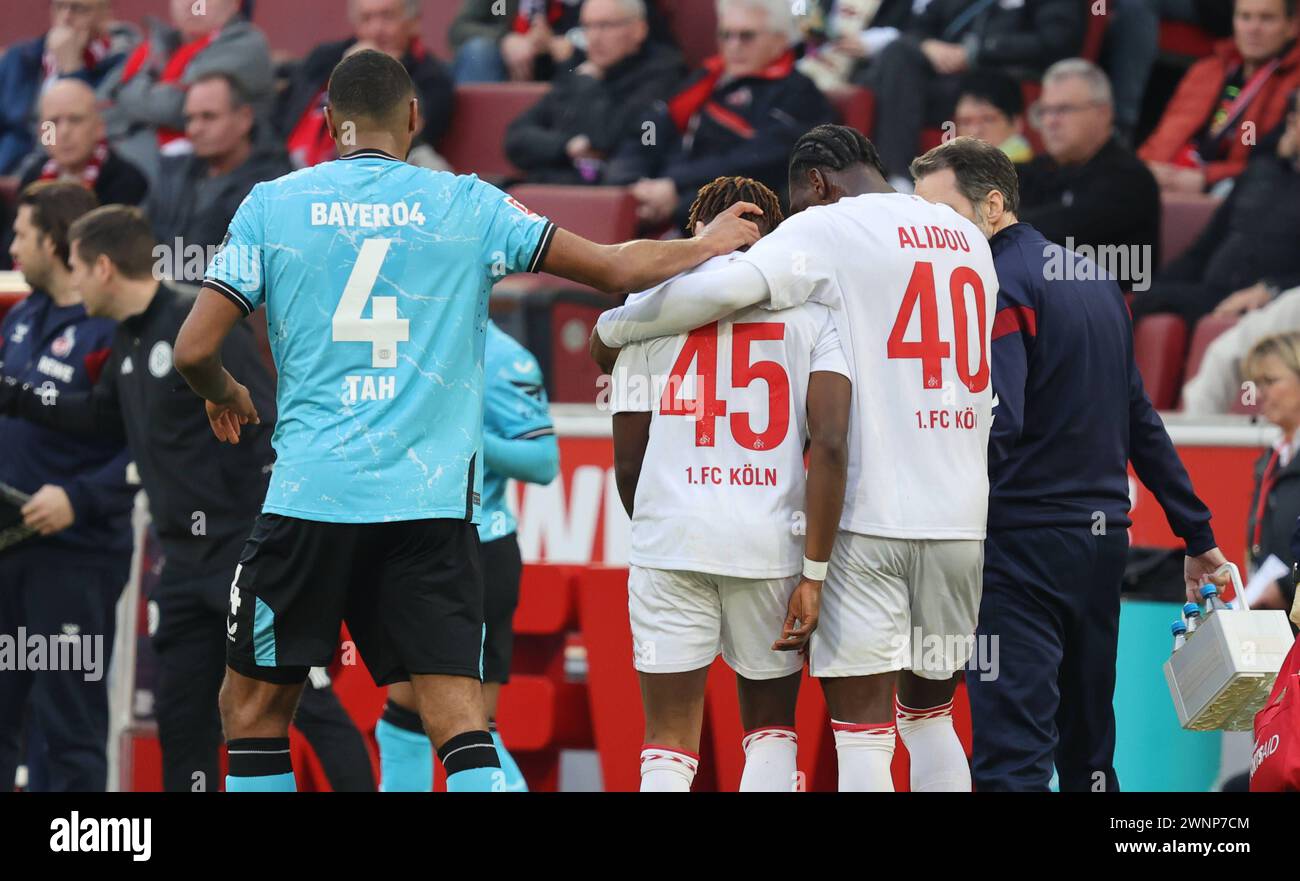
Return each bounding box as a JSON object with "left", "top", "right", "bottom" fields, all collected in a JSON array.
[
  {"left": 895, "top": 697, "right": 970, "bottom": 792},
  {"left": 831, "top": 720, "right": 896, "bottom": 792},
  {"left": 739, "top": 727, "right": 798, "bottom": 792},
  {"left": 639, "top": 744, "right": 699, "bottom": 792}
]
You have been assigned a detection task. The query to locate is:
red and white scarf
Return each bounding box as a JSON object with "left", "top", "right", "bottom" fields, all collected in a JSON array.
[
  {"left": 40, "top": 139, "right": 109, "bottom": 190},
  {"left": 119, "top": 30, "right": 219, "bottom": 151}
]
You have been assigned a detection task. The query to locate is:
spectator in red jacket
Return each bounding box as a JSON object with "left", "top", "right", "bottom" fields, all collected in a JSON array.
[{"left": 1139, "top": 0, "right": 1300, "bottom": 194}]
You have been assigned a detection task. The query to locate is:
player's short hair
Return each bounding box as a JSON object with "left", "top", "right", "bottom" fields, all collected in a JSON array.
[
  {"left": 328, "top": 49, "right": 415, "bottom": 127},
  {"left": 69, "top": 205, "right": 159, "bottom": 280},
  {"left": 1042, "top": 58, "right": 1113, "bottom": 108},
  {"left": 788, "top": 123, "right": 887, "bottom": 181},
  {"left": 688, "top": 176, "right": 785, "bottom": 235},
  {"left": 1244, "top": 331, "right": 1300, "bottom": 384},
  {"left": 957, "top": 68, "right": 1025, "bottom": 120},
  {"left": 18, "top": 181, "right": 100, "bottom": 268},
  {"left": 910, "top": 136, "right": 1021, "bottom": 216}
]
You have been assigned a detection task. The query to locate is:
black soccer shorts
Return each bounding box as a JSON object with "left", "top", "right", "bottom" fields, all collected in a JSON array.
[
  {"left": 479, "top": 533, "right": 523, "bottom": 684},
  {"left": 226, "top": 514, "right": 485, "bottom": 686}
]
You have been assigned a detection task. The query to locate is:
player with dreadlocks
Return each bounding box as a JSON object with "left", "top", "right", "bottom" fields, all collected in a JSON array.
[
  {"left": 595, "top": 125, "right": 1000, "bottom": 791},
  {"left": 605, "top": 175, "right": 852, "bottom": 791}
]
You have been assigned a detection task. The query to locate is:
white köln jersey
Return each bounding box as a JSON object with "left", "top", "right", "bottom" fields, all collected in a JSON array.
[
  {"left": 737, "top": 193, "right": 999, "bottom": 540},
  {"left": 610, "top": 255, "right": 851, "bottom": 578}
]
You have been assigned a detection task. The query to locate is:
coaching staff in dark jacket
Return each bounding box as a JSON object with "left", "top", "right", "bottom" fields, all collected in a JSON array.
[
  {"left": 0, "top": 181, "right": 133, "bottom": 793},
  {"left": 0, "top": 206, "right": 374, "bottom": 793},
  {"left": 504, "top": 2, "right": 684, "bottom": 185},
  {"left": 912, "top": 137, "right": 1228, "bottom": 792}
]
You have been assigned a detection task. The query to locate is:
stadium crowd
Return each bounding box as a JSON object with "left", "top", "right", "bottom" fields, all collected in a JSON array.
[{"left": 0, "top": 0, "right": 1298, "bottom": 791}]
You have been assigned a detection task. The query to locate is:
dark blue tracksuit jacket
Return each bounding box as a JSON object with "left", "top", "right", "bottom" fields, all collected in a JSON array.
[
  {"left": 986, "top": 222, "right": 1215, "bottom": 552},
  {"left": 0, "top": 291, "right": 134, "bottom": 559}
]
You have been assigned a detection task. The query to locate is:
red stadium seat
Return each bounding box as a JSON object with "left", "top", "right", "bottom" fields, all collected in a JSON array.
[
  {"left": 438, "top": 83, "right": 551, "bottom": 179},
  {"left": 1159, "top": 20, "right": 1218, "bottom": 60},
  {"left": 825, "top": 85, "right": 875, "bottom": 135},
  {"left": 1080, "top": 2, "right": 1109, "bottom": 62},
  {"left": 1133, "top": 313, "right": 1190, "bottom": 409},
  {"left": 662, "top": 0, "right": 718, "bottom": 68},
  {"left": 1181, "top": 313, "right": 1240, "bottom": 394},
  {"left": 508, "top": 185, "right": 639, "bottom": 245},
  {"left": 1159, "top": 191, "right": 1220, "bottom": 269}
]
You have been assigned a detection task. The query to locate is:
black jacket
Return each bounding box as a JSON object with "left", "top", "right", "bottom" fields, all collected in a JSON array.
[
  {"left": 1251, "top": 445, "right": 1300, "bottom": 610},
  {"left": 504, "top": 41, "right": 685, "bottom": 183},
  {"left": 1018, "top": 136, "right": 1161, "bottom": 264},
  {"left": 605, "top": 55, "right": 834, "bottom": 224},
  {"left": 987, "top": 222, "right": 1216, "bottom": 553},
  {"left": 6, "top": 284, "right": 276, "bottom": 575},
  {"left": 1158, "top": 151, "right": 1300, "bottom": 298},
  {"left": 907, "top": 0, "right": 1084, "bottom": 73},
  {"left": 146, "top": 146, "right": 290, "bottom": 255},
  {"left": 277, "top": 37, "right": 454, "bottom": 150}
]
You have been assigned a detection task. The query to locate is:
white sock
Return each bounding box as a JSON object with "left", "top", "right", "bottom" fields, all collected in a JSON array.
[
  {"left": 739, "top": 727, "right": 799, "bottom": 792},
  {"left": 639, "top": 744, "right": 698, "bottom": 792},
  {"left": 896, "top": 697, "right": 970, "bottom": 792},
  {"left": 831, "top": 720, "right": 896, "bottom": 792}
]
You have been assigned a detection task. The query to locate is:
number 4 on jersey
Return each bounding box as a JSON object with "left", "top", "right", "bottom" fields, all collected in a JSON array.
[{"left": 332, "top": 238, "right": 410, "bottom": 369}]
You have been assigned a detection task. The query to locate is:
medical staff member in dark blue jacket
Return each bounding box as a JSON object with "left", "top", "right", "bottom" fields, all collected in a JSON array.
[
  {"left": 913, "top": 138, "right": 1227, "bottom": 792},
  {"left": 0, "top": 181, "right": 134, "bottom": 792}
]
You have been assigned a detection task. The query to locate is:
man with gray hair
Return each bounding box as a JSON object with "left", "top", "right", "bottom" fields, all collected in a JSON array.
[
  {"left": 1017, "top": 58, "right": 1161, "bottom": 269},
  {"left": 912, "top": 136, "right": 1227, "bottom": 791},
  {"left": 278, "top": 0, "right": 454, "bottom": 169},
  {"left": 605, "top": 0, "right": 833, "bottom": 229}
]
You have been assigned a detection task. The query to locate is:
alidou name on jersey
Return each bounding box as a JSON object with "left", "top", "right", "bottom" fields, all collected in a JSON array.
[
  {"left": 896, "top": 224, "right": 972, "bottom": 253},
  {"left": 310, "top": 200, "right": 427, "bottom": 228},
  {"left": 684, "top": 465, "right": 779, "bottom": 487}
]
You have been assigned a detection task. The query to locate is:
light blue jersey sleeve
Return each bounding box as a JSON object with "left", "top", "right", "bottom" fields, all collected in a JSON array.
[
  {"left": 204, "top": 185, "right": 267, "bottom": 315},
  {"left": 472, "top": 179, "right": 558, "bottom": 278}
]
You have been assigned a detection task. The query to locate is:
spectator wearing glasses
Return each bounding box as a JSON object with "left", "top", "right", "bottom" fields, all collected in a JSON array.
[
  {"left": 1017, "top": 59, "right": 1160, "bottom": 267},
  {"left": 605, "top": 0, "right": 833, "bottom": 230},
  {"left": 504, "top": 0, "right": 684, "bottom": 185},
  {"left": 954, "top": 68, "right": 1033, "bottom": 164},
  {"left": 0, "top": 0, "right": 136, "bottom": 176},
  {"left": 450, "top": 0, "right": 676, "bottom": 84},
  {"left": 279, "top": 0, "right": 455, "bottom": 170},
  {"left": 1140, "top": 0, "right": 1300, "bottom": 195},
  {"left": 98, "top": 0, "right": 274, "bottom": 186}
]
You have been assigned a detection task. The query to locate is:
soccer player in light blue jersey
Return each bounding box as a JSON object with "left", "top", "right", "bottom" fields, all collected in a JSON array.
[
  {"left": 379, "top": 321, "right": 557, "bottom": 792},
  {"left": 173, "top": 49, "right": 761, "bottom": 793}
]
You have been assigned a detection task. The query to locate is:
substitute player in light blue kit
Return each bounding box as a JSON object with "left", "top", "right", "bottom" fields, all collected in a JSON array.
[
  {"left": 379, "top": 321, "right": 558, "bottom": 792},
  {"left": 173, "top": 49, "right": 760, "bottom": 793}
]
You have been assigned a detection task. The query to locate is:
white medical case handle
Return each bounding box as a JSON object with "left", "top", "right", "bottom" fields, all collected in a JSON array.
[{"left": 1211, "top": 562, "right": 1250, "bottom": 612}]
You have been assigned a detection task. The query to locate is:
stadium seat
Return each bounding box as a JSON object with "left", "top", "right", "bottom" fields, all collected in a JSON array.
[
  {"left": 508, "top": 185, "right": 639, "bottom": 245},
  {"left": 438, "top": 83, "right": 551, "bottom": 180},
  {"left": 1159, "top": 191, "right": 1220, "bottom": 269},
  {"left": 662, "top": 0, "right": 718, "bottom": 68},
  {"left": 1133, "top": 313, "right": 1190, "bottom": 410},
  {"left": 1080, "top": 2, "right": 1109, "bottom": 62},
  {"left": 1159, "top": 20, "right": 1218, "bottom": 60},
  {"left": 825, "top": 85, "right": 874, "bottom": 135},
  {"left": 1181, "top": 313, "right": 1240, "bottom": 395}
]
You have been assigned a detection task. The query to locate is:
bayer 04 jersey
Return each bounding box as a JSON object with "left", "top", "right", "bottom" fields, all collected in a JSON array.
[
  {"left": 610, "top": 255, "right": 851, "bottom": 579},
  {"left": 737, "top": 193, "right": 999, "bottom": 540},
  {"left": 204, "top": 150, "right": 556, "bottom": 524},
  {"left": 479, "top": 320, "right": 554, "bottom": 542}
]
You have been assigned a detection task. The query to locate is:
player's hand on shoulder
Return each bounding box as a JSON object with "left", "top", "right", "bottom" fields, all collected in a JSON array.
[
  {"left": 696, "top": 201, "right": 763, "bottom": 257},
  {"left": 773, "top": 577, "right": 822, "bottom": 653},
  {"left": 206, "top": 379, "right": 259, "bottom": 445}
]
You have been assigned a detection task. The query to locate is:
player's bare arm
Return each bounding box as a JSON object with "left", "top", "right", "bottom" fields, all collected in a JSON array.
[
  {"left": 611, "top": 411, "right": 652, "bottom": 518},
  {"left": 775, "top": 370, "right": 852, "bottom": 652},
  {"left": 175, "top": 287, "right": 260, "bottom": 444},
  {"left": 541, "top": 200, "right": 762, "bottom": 295}
]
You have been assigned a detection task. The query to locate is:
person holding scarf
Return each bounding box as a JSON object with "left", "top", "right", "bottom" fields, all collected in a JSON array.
[
  {"left": 1141, "top": 0, "right": 1300, "bottom": 195},
  {"left": 99, "top": 0, "right": 273, "bottom": 186},
  {"left": 605, "top": 0, "right": 832, "bottom": 230},
  {"left": 0, "top": 0, "right": 135, "bottom": 176}
]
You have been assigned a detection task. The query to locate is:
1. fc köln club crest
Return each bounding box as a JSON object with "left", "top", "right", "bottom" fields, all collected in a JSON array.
[{"left": 50, "top": 326, "right": 76, "bottom": 358}]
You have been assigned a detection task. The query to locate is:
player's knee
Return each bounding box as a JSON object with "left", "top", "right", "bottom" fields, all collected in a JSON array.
[{"left": 218, "top": 673, "right": 297, "bottom": 740}]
